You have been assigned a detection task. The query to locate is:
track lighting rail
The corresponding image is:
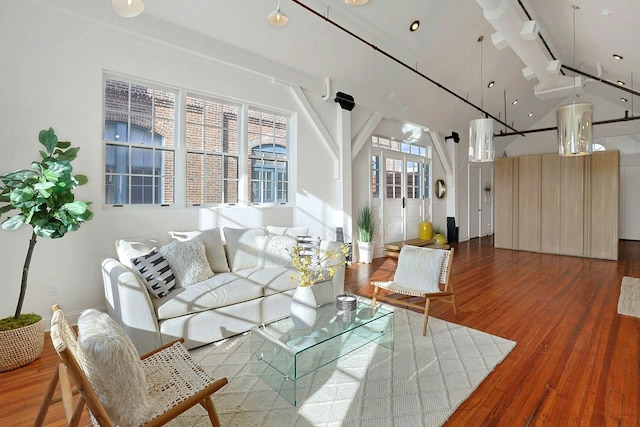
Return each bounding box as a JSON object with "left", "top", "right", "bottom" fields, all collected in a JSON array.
[{"left": 496, "top": 112, "right": 640, "bottom": 137}]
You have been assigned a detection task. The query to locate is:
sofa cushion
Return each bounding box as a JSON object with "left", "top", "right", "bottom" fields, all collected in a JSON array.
[
  {"left": 159, "top": 239, "right": 214, "bottom": 288},
  {"left": 265, "top": 226, "right": 309, "bottom": 237},
  {"left": 115, "top": 237, "right": 158, "bottom": 269},
  {"left": 256, "top": 235, "right": 296, "bottom": 268},
  {"left": 223, "top": 227, "right": 265, "bottom": 272},
  {"left": 168, "top": 228, "right": 230, "bottom": 273},
  {"left": 235, "top": 267, "right": 298, "bottom": 296},
  {"left": 130, "top": 249, "right": 176, "bottom": 298},
  {"left": 153, "top": 273, "right": 264, "bottom": 320}
]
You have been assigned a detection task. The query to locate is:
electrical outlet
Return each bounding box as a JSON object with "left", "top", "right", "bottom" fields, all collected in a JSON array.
[{"left": 49, "top": 284, "right": 58, "bottom": 296}]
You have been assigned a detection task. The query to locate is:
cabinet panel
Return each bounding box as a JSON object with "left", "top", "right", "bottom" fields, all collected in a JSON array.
[
  {"left": 560, "top": 156, "right": 584, "bottom": 257},
  {"left": 540, "top": 154, "right": 561, "bottom": 253},
  {"left": 494, "top": 158, "right": 516, "bottom": 249},
  {"left": 588, "top": 150, "right": 619, "bottom": 260},
  {"left": 517, "top": 156, "right": 540, "bottom": 252}
]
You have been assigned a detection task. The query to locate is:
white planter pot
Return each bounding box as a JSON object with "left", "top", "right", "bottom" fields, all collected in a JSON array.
[
  {"left": 290, "top": 281, "right": 334, "bottom": 328},
  {"left": 358, "top": 241, "right": 375, "bottom": 264}
]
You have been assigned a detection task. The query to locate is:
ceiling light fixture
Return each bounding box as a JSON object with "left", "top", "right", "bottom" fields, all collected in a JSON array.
[
  {"left": 345, "top": 0, "right": 370, "bottom": 4},
  {"left": 528, "top": 112, "right": 534, "bottom": 117},
  {"left": 512, "top": 99, "right": 518, "bottom": 105},
  {"left": 558, "top": 5, "right": 592, "bottom": 157},
  {"left": 617, "top": 80, "right": 626, "bottom": 86},
  {"left": 487, "top": 81, "right": 495, "bottom": 88},
  {"left": 409, "top": 20, "right": 420, "bottom": 32},
  {"left": 621, "top": 97, "right": 628, "bottom": 102},
  {"left": 267, "top": 0, "right": 288, "bottom": 27},
  {"left": 469, "top": 36, "right": 495, "bottom": 163},
  {"left": 613, "top": 54, "right": 623, "bottom": 60},
  {"left": 112, "top": 0, "right": 144, "bottom": 18}
]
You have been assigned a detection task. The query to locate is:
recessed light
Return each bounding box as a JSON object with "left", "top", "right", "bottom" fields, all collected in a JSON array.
[
  {"left": 621, "top": 97, "right": 628, "bottom": 102},
  {"left": 487, "top": 81, "right": 495, "bottom": 88},
  {"left": 528, "top": 112, "right": 534, "bottom": 117},
  {"left": 613, "top": 54, "right": 623, "bottom": 60},
  {"left": 512, "top": 99, "right": 518, "bottom": 105},
  {"left": 409, "top": 20, "right": 420, "bottom": 32},
  {"left": 617, "top": 80, "right": 625, "bottom": 86}
]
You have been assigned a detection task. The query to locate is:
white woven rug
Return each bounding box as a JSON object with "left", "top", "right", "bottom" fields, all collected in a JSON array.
[
  {"left": 170, "top": 304, "right": 516, "bottom": 427},
  {"left": 618, "top": 276, "right": 640, "bottom": 318}
]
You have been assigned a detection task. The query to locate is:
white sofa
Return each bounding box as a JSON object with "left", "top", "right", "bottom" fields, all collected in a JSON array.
[{"left": 101, "top": 226, "right": 345, "bottom": 354}]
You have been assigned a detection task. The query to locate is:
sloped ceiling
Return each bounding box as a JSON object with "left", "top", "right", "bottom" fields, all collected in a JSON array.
[{"left": 49, "top": 0, "right": 640, "bottom": 149}]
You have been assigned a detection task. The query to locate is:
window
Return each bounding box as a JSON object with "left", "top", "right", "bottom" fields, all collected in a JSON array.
[
  {"left": 248, "top": 108, "right": 289, "bottom": 204},
  {"left": 103, "top": 76, "right": 291, "bottom": 207},
  {"left": 372, "top": 155, "right": 381, "bottom": 198},
  {"left": 185, "top": 95, "right": 239, "bottom": 205},
  {"left": 104, "top": 79, "right": 176, "bottom": 205}
]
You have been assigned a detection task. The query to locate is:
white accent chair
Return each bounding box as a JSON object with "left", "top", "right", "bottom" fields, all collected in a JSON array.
[{"left": 371, "top": 245, "right": 456, "bottom": 335}]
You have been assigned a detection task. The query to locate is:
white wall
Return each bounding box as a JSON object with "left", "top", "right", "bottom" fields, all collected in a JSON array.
[{"left": 0, "top": 1, "right": 342, "bottom": 322}]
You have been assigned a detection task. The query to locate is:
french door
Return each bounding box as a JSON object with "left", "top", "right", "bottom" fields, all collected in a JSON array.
[{"left": 383, "top": 153, "right": 428, "bottom": 243}]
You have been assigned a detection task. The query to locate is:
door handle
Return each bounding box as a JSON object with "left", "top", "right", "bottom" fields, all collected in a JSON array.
[{"left": 402, "top": 197, "right": 406, "bottom": 208}]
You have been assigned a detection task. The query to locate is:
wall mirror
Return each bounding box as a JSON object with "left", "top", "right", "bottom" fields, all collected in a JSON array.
[{"left": 435, "top": 179, "right": 446, "bottom": 198}]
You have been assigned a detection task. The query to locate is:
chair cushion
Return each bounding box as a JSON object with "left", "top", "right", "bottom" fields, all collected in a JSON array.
[
  {"left": 168, "top": 228, "right": 230, "bottom": 273},
  {"left": 223, "top": 227, "right": 265, "bottom": 272},
  {"left": 159, "top": 239, "right": 214, "bottom": 288},
  {"left": 131, "top": 249, "right": 176, "bottom": 298},
  {"left": 256, "top": 235, "right": 296, "bottom": 268},
  {"left": 393, "top": 246, "right": 446, "bottom": 293},
  {"left": 78, "top": 309, "right": 151, "bottom": 427}
]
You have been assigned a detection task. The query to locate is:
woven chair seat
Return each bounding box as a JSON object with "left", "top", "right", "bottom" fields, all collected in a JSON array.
[
  {"left": 142, "top": 342, "right": 218, "bottom": 421},
  {"left": 372, "top": 280, "right": 440, "bottom": 298}
]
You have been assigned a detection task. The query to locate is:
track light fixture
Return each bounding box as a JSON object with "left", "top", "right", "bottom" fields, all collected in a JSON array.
[
  {"left": 112, "top": 0, "right": 144, "bottom": 18},
  {"left": 267, "top": 0, "right": 288, "bottom": 27},
  {"left": 444, "top": 132, "right": 460, "bottom": 143}
]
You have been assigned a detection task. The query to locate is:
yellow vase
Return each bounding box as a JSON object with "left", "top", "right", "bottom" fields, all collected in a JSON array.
[{"left": 419, "top": 221, "right": 433, "bottom": 240}]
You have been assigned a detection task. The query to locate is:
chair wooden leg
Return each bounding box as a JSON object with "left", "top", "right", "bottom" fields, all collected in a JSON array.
[
  {"left": 450, "top": 278, "right": 458, "bottom": 315},
  {"left": 371, "top": 286, "right": 380, "bottom": 315},
  {"left": 35, "top": 361, "right": 62, "bottom": 427},
  {"left": 422, "top": 298, "right": 431, "bottom": 336},
  {"left": 201, "top": 397, "right": 222, "bottom": 427}
]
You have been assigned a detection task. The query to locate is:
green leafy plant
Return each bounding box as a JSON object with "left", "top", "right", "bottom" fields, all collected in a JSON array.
[
  {"left": 0, "top": 128, "right": 93, "bottom": 324},
  {"left": 357, "top": 206, "right": 376, "bottom": 243}
]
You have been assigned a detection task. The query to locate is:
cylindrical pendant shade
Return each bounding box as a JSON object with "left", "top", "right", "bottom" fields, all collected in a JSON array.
[
  {"left": 112, "top": 0, "right": 144, "bottom": 18},
  {"left": 468, "top": 118, "right": 495, "bottom": 162},
  {"left": 557, "top": 103, "right": 592, "bottom": 156},
  {"left": 267, "top": 8, "right": 288, "bottom": 26}
]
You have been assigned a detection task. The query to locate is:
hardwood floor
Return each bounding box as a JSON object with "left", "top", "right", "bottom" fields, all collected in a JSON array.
[{"left": 2, "top": 237, "right": 639, "bottom": 426}]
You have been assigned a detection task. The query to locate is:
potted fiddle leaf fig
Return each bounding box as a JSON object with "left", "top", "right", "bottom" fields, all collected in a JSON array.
[{"left": 0, "top": 127, "right": 93, "bottom": 371}]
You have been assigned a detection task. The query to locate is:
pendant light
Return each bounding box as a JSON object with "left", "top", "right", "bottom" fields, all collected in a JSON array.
[
  {"left": 267, "top": 0, "right": 288, "bottom": 27},
  {"left": 112, "top": 0, "right": 144, "bottom": 18},
  {"left": 558, "top": 5, "right": 592, "bottom": 156},
  {"left": 469, "top": 35, "right": 495, "bottom": 162}
]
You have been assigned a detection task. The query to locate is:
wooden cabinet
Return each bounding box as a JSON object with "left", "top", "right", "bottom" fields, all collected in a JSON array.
[{"left": 494, "top": 150, "right": 619, "bottom": 260}]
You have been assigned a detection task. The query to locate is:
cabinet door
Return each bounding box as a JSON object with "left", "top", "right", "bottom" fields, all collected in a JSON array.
[
  {"left": 560, "top": 156, "right": 584, "bottom": 256},
  {"left": 588, "top": 150, "right": 619, "bottom": 260},
  {"left": 494, "top": 157, "right": 516, "bottom": 249},
  {"left": 517, "top": 156, "right": 540, "bottom": 252},
  {"left": 540, "top": 154, "right": 561, "bottom": 254}
]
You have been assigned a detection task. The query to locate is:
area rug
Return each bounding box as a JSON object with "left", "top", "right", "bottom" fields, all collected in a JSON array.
[
  {"left": 169, "top": 304, "right": 516, "bottom": 427},
  {"left": 618, "top": 276, "right": 640, "bottom": 318}
]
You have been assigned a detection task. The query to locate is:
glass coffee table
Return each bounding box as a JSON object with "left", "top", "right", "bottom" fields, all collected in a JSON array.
[{"left": 250, "top": 300, "right": 394, "bottom": 405}]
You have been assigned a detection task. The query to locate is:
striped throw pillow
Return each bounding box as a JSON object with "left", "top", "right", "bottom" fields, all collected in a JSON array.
[{"left": 131, "top": 249, "right": 176, "bottom": 298}]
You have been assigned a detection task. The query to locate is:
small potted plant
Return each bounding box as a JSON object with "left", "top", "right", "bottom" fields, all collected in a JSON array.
[
  {"left": 357, "top": 206, "right": 376, "bottom": 263},
  {"left": 0, "top": 128, "right": 93, "bottom": 371}
]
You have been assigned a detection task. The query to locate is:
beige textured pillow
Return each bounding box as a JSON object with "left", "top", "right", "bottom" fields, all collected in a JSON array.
[
  {"left": 256, "top": 235, "right": 297, "bottom": 268},
  {"left": 168, "top": 229, "right": 230, "bottom": 273},
  {"left": 78, "top": 309, "right": 151, "bottom": 426},
  {"left": 394, "top": 246, "right": 445, "bottom": 293},
  {"left": 159, "top": 239, "right": 214, "bottom": 287}
]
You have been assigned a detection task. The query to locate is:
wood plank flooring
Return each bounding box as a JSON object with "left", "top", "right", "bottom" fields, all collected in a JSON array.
[{"left": 1, "top": 237, "right": 638, "bottom": 426}]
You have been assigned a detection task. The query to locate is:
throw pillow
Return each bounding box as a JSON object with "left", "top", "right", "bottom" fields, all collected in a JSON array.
[
  {"left": 223, "top": 227, "right": 265, "bottom": 272},
  {"left": 78, "top": 309, "right": 151, "bottom": 427},
  {"left": 296, "top": 235, "right": 321, "bottom": 259},
  {"left": 393, "top": 246, "right": 446, "bottom": 293},
  {"left": 159, "top": 239, "right": 214, "bottom": 287},
  {"left": 115, "top": 237, "right": 158, "bottom": 269},
  {"left": 130, "top": 249, "right": 176, "bottom": 299},
  {"left": 168, "top": 229, "right": 230, "bottom": 273},
  {"left": 257, "top": 235, "right": 297, "bottom": 268}
]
